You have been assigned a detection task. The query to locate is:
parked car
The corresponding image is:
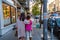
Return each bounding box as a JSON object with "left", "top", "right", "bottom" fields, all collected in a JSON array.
[
  {"left": 47, "top": 16, "right": 56, "bottom": 31},
  {"left": 53, "top": 17, "right": 60, "bottom": 39},
  {"left": 35, "top": 15, "right": 40, "bottom": 19},
  {"left": 47, "top": 13, "right": 58, "bottom": 30},
  {"left": 47, "top": 14, "right": 60, "bottom": 39}
]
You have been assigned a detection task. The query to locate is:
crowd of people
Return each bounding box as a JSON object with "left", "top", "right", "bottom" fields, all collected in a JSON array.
[{"left": 16, "top": 12, "right": 33, "bottom": 40}]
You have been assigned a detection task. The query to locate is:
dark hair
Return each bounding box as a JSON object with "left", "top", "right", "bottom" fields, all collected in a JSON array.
[
  {"left": 27, "top": 12, "right": 30, "bottom": 15},
  {"left": 20, "top": 13, "right": 25, "bottom": 21},
  {"left": 26, "top": 16, "right": 30, "bottom": 20}
]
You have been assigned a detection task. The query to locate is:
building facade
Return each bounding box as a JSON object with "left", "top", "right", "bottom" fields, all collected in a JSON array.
[
  {"left": 0, "top": 0, "right": 21, "bottom": 36},
  {"left": 48, "top": 0, "right": 60, "bottom": 12}
]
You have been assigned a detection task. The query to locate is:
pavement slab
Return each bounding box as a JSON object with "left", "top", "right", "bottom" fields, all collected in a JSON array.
[{"left": 0, "top": 27, "right": 58, "bottom": 40}]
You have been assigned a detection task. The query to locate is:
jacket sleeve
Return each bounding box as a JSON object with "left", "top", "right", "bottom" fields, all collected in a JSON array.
[
  {"left": 30, "top": 20, "right": 32, "bottom": 25},
  {"left": 24, "top": 20, "right": 29, "bottom": 24}
]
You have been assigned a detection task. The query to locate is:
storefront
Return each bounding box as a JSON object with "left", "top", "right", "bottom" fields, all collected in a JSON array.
[
  {"left": 2, "top": 3, "right": 16, "bottom": 26},
  {"left": 0, "top": 0, "right": 20, "bottom": 36},
  {"left": 17, "top": 10, "right": 21, "bottom": 17}
]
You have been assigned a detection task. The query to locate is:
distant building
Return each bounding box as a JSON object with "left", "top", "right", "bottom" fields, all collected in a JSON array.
[{"left": 48, "top": 0, "right": 60, "bottom": 12}]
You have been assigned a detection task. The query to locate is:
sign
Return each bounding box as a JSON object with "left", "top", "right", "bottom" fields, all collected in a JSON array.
[{"left": 43, "top": 13, "right": 48, "bottom": 19}]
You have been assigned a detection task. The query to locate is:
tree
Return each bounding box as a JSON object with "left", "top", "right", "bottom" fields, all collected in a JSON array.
[{"left": 32, "top": 3, "right": 40, "bottom": 16}]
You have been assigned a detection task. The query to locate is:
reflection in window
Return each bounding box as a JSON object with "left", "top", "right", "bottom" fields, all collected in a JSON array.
[
  {"left": 2, "top": 3, "right": 16, "bottom": 26},
  {"left": 2, "top": 3, "right": 11, "bottom": 26},
  {"left": 11, "top": 7, "right": 16, "bottom": 23},
  {"left": 17, "top": 11, "right": 20, "bottom": 18}
]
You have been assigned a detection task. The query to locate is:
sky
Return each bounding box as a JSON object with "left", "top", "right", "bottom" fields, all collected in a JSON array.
[{"left": 48, "top": 0, "right": 55, "bottom": 4}]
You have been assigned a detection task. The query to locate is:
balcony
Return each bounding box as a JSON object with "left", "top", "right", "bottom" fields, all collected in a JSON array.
[
  {"left": 17, "top": 0, "right": 29, "bottom": 10},
  {"left": 17, "top": 0, "right": 26, "bottom": 5}
]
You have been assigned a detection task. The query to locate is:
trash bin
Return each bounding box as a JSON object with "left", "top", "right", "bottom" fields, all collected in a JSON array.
[{"left": 36, "top": 23, "right": 40, "bottom": 28}]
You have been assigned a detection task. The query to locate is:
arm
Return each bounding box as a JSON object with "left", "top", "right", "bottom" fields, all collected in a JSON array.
[{"left": 24, "top": 20, "right": 30, "bottom": 24}]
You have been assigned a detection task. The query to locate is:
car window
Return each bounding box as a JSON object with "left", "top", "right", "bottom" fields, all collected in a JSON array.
[
  {"left": 56, "top": 18, "right": 60, "bottom": 27},
  {"left": 51, "top": 13, "right": 58, "bottom": 16}
]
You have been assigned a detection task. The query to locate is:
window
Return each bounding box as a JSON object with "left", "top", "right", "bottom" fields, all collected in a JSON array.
[
  {"left": 11, "top": 7, "right": 16, "bottom": 23},
  {"left": 2, "top": 3, "right": 11, "bottom": 26},
  {"left": 2, "top": 3, "right": 16, "bottom": 26},
  {"left": 17, "top": 10, "right": 20, "bottom": 18}
]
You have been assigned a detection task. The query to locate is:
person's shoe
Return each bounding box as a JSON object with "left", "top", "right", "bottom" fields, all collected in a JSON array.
[
  {"left": 29, "top": 37, "right": 32, "bottom": 40},
  {"left": 15, "top": 32, "right": 18, "bottom": 36}
]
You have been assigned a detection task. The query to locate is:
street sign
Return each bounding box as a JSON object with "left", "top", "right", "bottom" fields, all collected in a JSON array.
[{"left": 43, "top": 13, "right": 48, "bottom": 19}]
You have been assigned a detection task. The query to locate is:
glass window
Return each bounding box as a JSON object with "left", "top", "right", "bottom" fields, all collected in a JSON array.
[
  {"left": 2, "top": 3, "right": 11, "bottom": 26},
  {"left": 2, "top": 3, "right": 16, "bottom": 26},
  {"left": 17, "top": 11, "right": 20, "bottom": 17},
  {"left": 11, "top": 7, "right": 16, "bottom": 23}
]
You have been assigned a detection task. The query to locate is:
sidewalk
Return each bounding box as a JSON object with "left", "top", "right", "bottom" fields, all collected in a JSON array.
[
  {"left": 0, "top": 27, "right": 58, "bottom": 40},
  {"left": 0, "top": 29, "right": 18, "bottom": 40},
  {"left": 33, "top": 19, "right": 58, "bottom": 40},
  {"left": 0, "top": 23, "right": 58, "bottom": 40},
  {"left": 32, "top": 27, "right": 42, "bottom": 40},
  {"left": 32, "top": 27, "right": 58, "bottom": 40},
  {"left": 0, "top": 28, "right": 42, "bottom": 40}
]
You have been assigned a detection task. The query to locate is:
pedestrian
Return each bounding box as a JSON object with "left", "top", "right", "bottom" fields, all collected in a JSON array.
[
  {"left": 16, "top": 14, "right": 25, "bottom": 40},
  {"left": 24, "top": 16, "right": 32, "bottom": 40}
]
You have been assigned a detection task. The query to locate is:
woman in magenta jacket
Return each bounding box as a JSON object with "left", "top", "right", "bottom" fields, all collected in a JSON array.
[{"left": 24, "top": 16, "right": 32, "bottom": 40}]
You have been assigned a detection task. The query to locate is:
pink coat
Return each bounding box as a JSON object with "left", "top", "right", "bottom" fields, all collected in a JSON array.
[{"left": 25, "top": 20, "right": 32, "bottom": 31}]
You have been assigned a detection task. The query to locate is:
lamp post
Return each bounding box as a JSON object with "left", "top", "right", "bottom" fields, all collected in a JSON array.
[{"left": 43, "top": 0, "right": 48, "bottom": 40}]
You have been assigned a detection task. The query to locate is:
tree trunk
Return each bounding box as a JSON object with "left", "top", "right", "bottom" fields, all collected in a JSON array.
[{"left": 40, "top": 4, "right": 43, "bottom": 24}]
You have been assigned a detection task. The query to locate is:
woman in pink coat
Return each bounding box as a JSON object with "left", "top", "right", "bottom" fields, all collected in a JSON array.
[{"left": 24, "top": 16, "right": 32, "bottom": 40}]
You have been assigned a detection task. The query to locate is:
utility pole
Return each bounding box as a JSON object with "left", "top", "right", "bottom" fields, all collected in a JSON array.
[{"left": 43, "top": 0, "right": 48, "bottom": 40}]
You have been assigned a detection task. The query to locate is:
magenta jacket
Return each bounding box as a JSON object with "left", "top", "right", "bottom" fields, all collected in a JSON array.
[{"left": 25, "top": 20, "right": 32, "bottom": 31}]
